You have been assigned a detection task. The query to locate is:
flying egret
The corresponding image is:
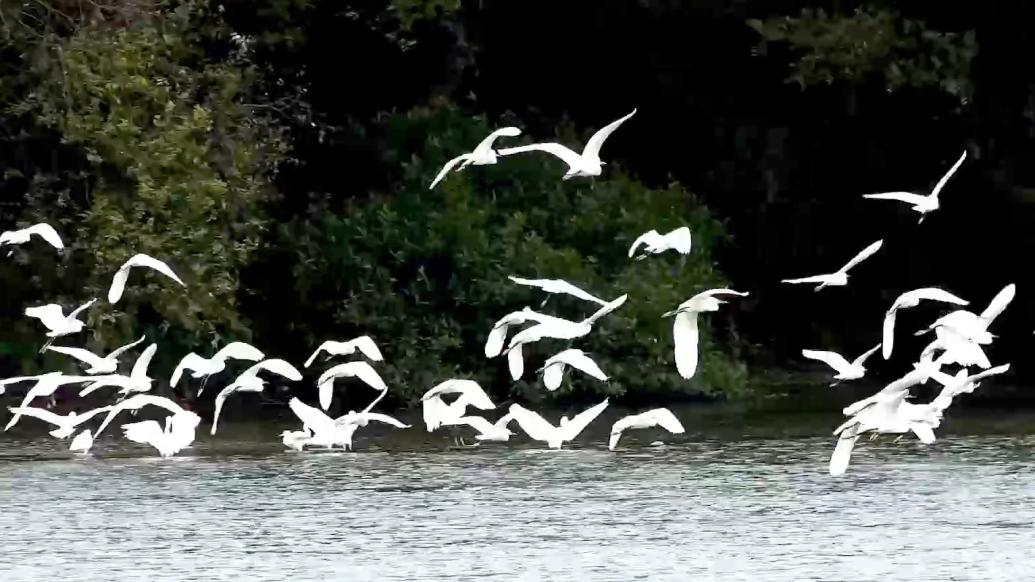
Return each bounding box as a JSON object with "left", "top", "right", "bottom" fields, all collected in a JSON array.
[
  {"left": 498, "top": 109, "right": 637, "bottom": 180},
  {"left": 539, "top": 349, "right": 608, "bottom": 391},
  {"left": 863, "top": 150, "right": 966, "bottom": 223},
  {"left": 628, "top": 227, "right": 692, "bottom": 260},
  {"left": 107, "top": 253, "right": 186, "bottom": 303},
  {"left": 121, "top": 412, "right": 201, "bottom": 458},
  {"left": 452, "top": 414, "right": 515, "bottom": 443},
  {"left": 420, "top": 379, "right": 496, "bottom": 444},
  {"left": 46, "top": 335, "right": 146, "bottom": 375},
  {"left": 333, "top": 410, "right": 411, "bottom": 451},
  {"left": 663, "top": 289, "right": 749, "bottom": 380},
  {"left": 303, "top": 336, "right": 383, "bottom": 368},
  {"left": 915, "top": 283, "right": 1015, "bottom": 345},
  {"left": 93, "top": 394, "right": 196, "bottom": 438},
  {"left": 286, "top": 398, "right": 408, "bottom": 451},
  {"left": 841, "top": 368, "right": 930, "bottom": 418},
  {"left": 4, "top": 405, "right": 112, "bottom": 438},
  {"left": 428, "top": 126, "right": 522, "bottom": 189},
  {"left": 24, "top": 299, "right": 96, "bottom": 350},
  {"left": 211, "top": 359, "right": 302, "bottom": 435},
  {"left": 3, "top": 373, "right": 93, "bottom": 430},
  {"left": 608, "top": 408, "right": 685, "bottom": 450},
  {"left": 315, "top": 361, "right": 387, "bottom": 411},
  {"left": 484, "top": 308, "right": 574, "bottom": 358},
  {"left": 782, "top": 240, "right": 883, "bottom": 291},
  {"left": 0, "top": 223, "right": 64, "bottom": 253},
  {"left": 78, "top": 343, "right": 158, "bottom": 397},
  {"left": 507, "top": 275, "right": 608, "bottom": 306},
  {"left": 800, "top": 344, "right": 881, "bottom": 386},
  {"left": 69, "top": 429, "right": 94, "bottom": 454},
  {"left": 882, "top": 288, "right": 969, "bottom": 359},
  {"left": 928, "top": 364, "right": 1011, "bottom": 409},
  {"left": 170, "top": 341, "right": 265, "bottom": 391},
  {"left": 506, "top": 399, "right": 609, "bottom": 449}
]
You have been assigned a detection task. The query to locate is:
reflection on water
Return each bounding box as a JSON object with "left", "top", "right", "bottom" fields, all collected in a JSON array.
[{"left": 2, "top": 413, "right": 1035, "bottom": 581}]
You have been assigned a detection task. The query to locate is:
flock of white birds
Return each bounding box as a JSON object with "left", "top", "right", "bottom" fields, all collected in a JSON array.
[{"left": 0, "top": 110, "right": 1015, "bottom": 476}]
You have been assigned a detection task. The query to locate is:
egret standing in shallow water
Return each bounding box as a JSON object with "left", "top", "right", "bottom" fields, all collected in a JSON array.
[
  {"left": 863, "top": 150, "right": 966, "bottom": 223},
  {"left": 781, "top": 240, "right": 883, "bottom": 291},
  {"left": 428, "top": 127, "right": 522, "bottom": 189},
  {"left": 498, "top": 109, "right": 636, "bottom": 180}
]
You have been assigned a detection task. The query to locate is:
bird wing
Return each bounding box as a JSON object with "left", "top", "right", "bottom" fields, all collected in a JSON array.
[
  {"left": 507, "top": 342, "right": 524, "bottom": 380},
  {"left": 347, "top": 361, "right": 387, "bottom": 391},
  {"left": 170, "top": 353, "right": 206, "bottom": 387},
  {"left": 350, "top": 336, "right": 384, "bottom": 361},
  {"left": 673, "top": 311, "right": 700, "bottom": 379},
  {"left": 781, "top": 275, "right": 829, "bottom": 285},
  {"left": 542, "top": 362, "right": 564, "bottom": 391},
  {"left": 5, "top": 406, "right": 65, "bottom": 427},
  {"left": 582, "top": 109, "right": 637, "bottom": 161},
  {"left": 304, "top": 341, "right": 337, "bottom": 367},
  {"left": 46, "top": 346, "right": 107, "bottom": 368},
  {"left": 24, "top": 304, "right": 67, "bottom": 329},
  {"left": 107, "top": 335, "right": 147, "bottom": 359},
  {"left": 472, "top": 126, "right": 522, "bottom": 155},
  {"left": 422, "top": 379, "right": 494, "bottom": 410},
  {"left": 645, "top": 408, "right": 685, "bottom": 434},
  {"left": 455, "top": 415, "right": 496, "bottom": 435},
  {"left": 548, "top": 350, "right": 608, "bottom": 382},
  {"left": 839, "top": 239, "right": 883, "bottom": 273},
  {"left": 801, "top": 350, "right": 853, "bottom": 375},
  {"left": 357, "top": 412, "right": 410, "bottom": 428},
  {"left": 508, "top": 275, "right": 607, "bottom": 306},
  {"left": 507, "top": 404, "right": 558, "bottom": 441},
  {"left": 663, "top": 227, "right": 693, "bottom": 254},
  {"left": 211, "top": 384, "right": 246, "bottom": 435},
  {"left": 121, "top": 420, "right": 165, "bottom": 446},
  {"left": 628, "top": 229, "right": 662, "bottom": 258},
  {"left": 882, "top": 308, "right": 898, "bottom": 360},
  {"left": 907, "top": 287, "right": 970, "bottom": 307},
  {"left": 608, "top": 417, "right": 629, "bottom": 450},
  {"left": 691, "top": 288, "right": 750, "bottom": 302},
  {"left": 26, "top": 223, "right": 64, "bottom": 249},
  {"left": 107, "top": 264, "right": 132, "bottom": 303},
  {"left": 842, "top": 369, "right": 926, "bottom": 417},
  {"left": 829, "top": 431, "right": 859, "bottom": 476},
  {"left": 582, "top": 294, "right": 629, "bottom": 325},
  {"left": 130, "top": 344, "right": 158, "bottom": 380},
  {"left": 862, "top": 192, "right": 929, "bottom": 204},
  {"left": 929, "top": 150, "right": 967, "bottom": 198},
  {"left": 979, "top": 283, "right": 1015, "bottom": 327},
  {"left": 288, "top": 397, "right": 336, "bottom": 435},
  {"left": 429, "top": 154, "right": 470, "bottom": 189},
  {"left": 68, "top": 298, "right": 97, "bottom": 319},
  {"left": 560, "top": 398, "right": 610, "bottom": 441},
  {"left": 214, "top": 341, "right": 265, "bottom": 363},
  {"left": 853, "top": 344, "right": 882, "bottom": 367},
  {"left": 73, "top": 405, "right": 113, "bottom": 425},
  {"left": 127, "top": 253, "right": 187, "bottom": 286},
  {"left": 253, "top": 358, "right": 303, "bottom": 381},
  {"left": 496, "top": 143, "right": 584, "bottom": 169},
  {"left": 911, "top": 424, "right": 937, "bottom": 444},
  {"left": 484, "top": 325, "right": 509, "bottom": 358}
]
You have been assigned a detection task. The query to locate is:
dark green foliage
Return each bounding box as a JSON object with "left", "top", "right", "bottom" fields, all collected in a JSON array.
[{"left": 286, "top": 105, "right": 747, "bottom": 403}]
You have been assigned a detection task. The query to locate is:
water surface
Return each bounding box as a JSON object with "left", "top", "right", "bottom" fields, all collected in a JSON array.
[{"left": 2, "top": 413, "right": 1034, "bottom": 581}]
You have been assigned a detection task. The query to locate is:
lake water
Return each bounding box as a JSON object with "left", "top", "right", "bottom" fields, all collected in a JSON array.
[{"left": 2, "top": 411, "right": 1035, "bottom": 581}]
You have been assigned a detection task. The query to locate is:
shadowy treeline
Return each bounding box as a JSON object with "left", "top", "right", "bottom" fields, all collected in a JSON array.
[{"left": 0, "top": 1, "right": 1033, "bottom": 409}]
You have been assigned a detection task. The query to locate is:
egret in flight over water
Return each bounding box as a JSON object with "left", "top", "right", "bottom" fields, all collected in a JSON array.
[
  {"left": 507, "top": 399, "right": 609, "bottom": 449},
  {"left": 863, "top": 150, "right": 966, "bottom": 223},
  {"left": 782, "top": 239, "right": 883, "bottom": 291},
  {"left": 107, "top": 253, "right": 186, "bottom": 303},
  {"left": 211, "top": 359, "right": 302, "bottom": 435},
  {"left": 170, "top": 341, "right": 265, "bottom": 392},
  {"left": 46, "top": 335, "right": 146, "bottom": 375},
  {"left": 664, "top": 289, "right": 749, "bottom": 379},
  {"left": 882, "top": 288, "right": 969, "bottom": 359},
  {"left": 498, "top": 109, "right": 637, "bottom": 180},
  {"left": 801, "top": 344, "right": 881, "bottom": 386},
  {"left": 539, "top": 349, "right": 608, "bottom": 391},
  {"left": 608, "top": 408, "right": 685, "bottom": 450},
  {"left": 24, "top": 299, "right": 96, "bottom": 351}
]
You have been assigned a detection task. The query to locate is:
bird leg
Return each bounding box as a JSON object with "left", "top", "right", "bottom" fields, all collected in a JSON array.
[
  {"left": 39, "top": 337, "right": 54, "bottom": 354},
  {"left": 892, "top": 435, "right": 903, "bottom": 443}
]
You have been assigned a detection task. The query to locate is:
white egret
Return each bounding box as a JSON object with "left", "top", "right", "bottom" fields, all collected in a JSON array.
[
  {"left": 428, "top": 127, "right": 522, "bottom": 189},
  {"left": 121, "top": 412, "right": 201, "bottom": 458},
  {"left": 286, "top": 398, "right": 408, "bottom": 451},
  {"left": 507, "top": 398, "right": 609, "bottom": 449},
  {"left": 280, "top": 428, "right": 312, "bottom": 451},
  {"left": 507, "top": 275, "right": 608, "bottom": 306},
  {"left": 69, "top": 429, "right": 94, "bottom": 454},
  {"left": 24, "top": 299, "right": 96, "bottom": 350},
  {"left": 211, "top": 359, "right": 302, "bottom": 434},
  {"left": 316, "top": 361, "right": 387, "bottom": 411},
  {"left": 915, "top": 283, "right": 1015, "bottom": 345},
  {"left": 882, "top": 288, "right": 969, "bottom": 359},
  {"left": 3, "top": 373, "right": 92, "bottom": 430},
  {"left": 663, "top": 289, "right": 749, "bottom": 379},
  {"left": 453, "top": 414, "right": 515, "bottom": 442},
  {"left": 0, "top": 223, "right": 64, "bottom": 253},
  {"left": 93, "top": 394, "right": 197, "bottom": 438},
  {"left": 863, "top": 150, "right": 966, "bottom": 222},
  {"left": 170, "top": 341, "right": 265, "bottom": 391},
  {"left": 484, "top": 308, "right": 573, "bottom": 358},
  {"left": 303, "top": 336, "right": 383, "bottom": 368},
  {"left": 107, "top": 253, "right": 186, "bottom": 303},
  {"left": 782, "top": 240, "right": 883, "bottom": 291},
  {"left": 5, "top": 405, "right": 112, "bottom": 438},
  {"left": 78, "top": 343, "right": 158, "bottom": 397},
  {"left": 608, "top": 408, "right": 685, "bottom": 450},
  {"left": 498, "top": 109, "right": 637, "bottom": 179},
  {"left": 46, "top": 335, "right": 146, "bottom": 375},
  {"left": 539, "top": 349, "right": 607, "bottom": 391},
  {"left": 420, "top": 379, "right": 496, "bottom": 441},
  {"left": 333, "top": 410, "right": 410, "bottom": 451},
  {"left": 800, "top": 344, "right": 881, "bottom": 386},
  {"left": 628, "top": 227, "right": 692, "bottom": 259}
]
